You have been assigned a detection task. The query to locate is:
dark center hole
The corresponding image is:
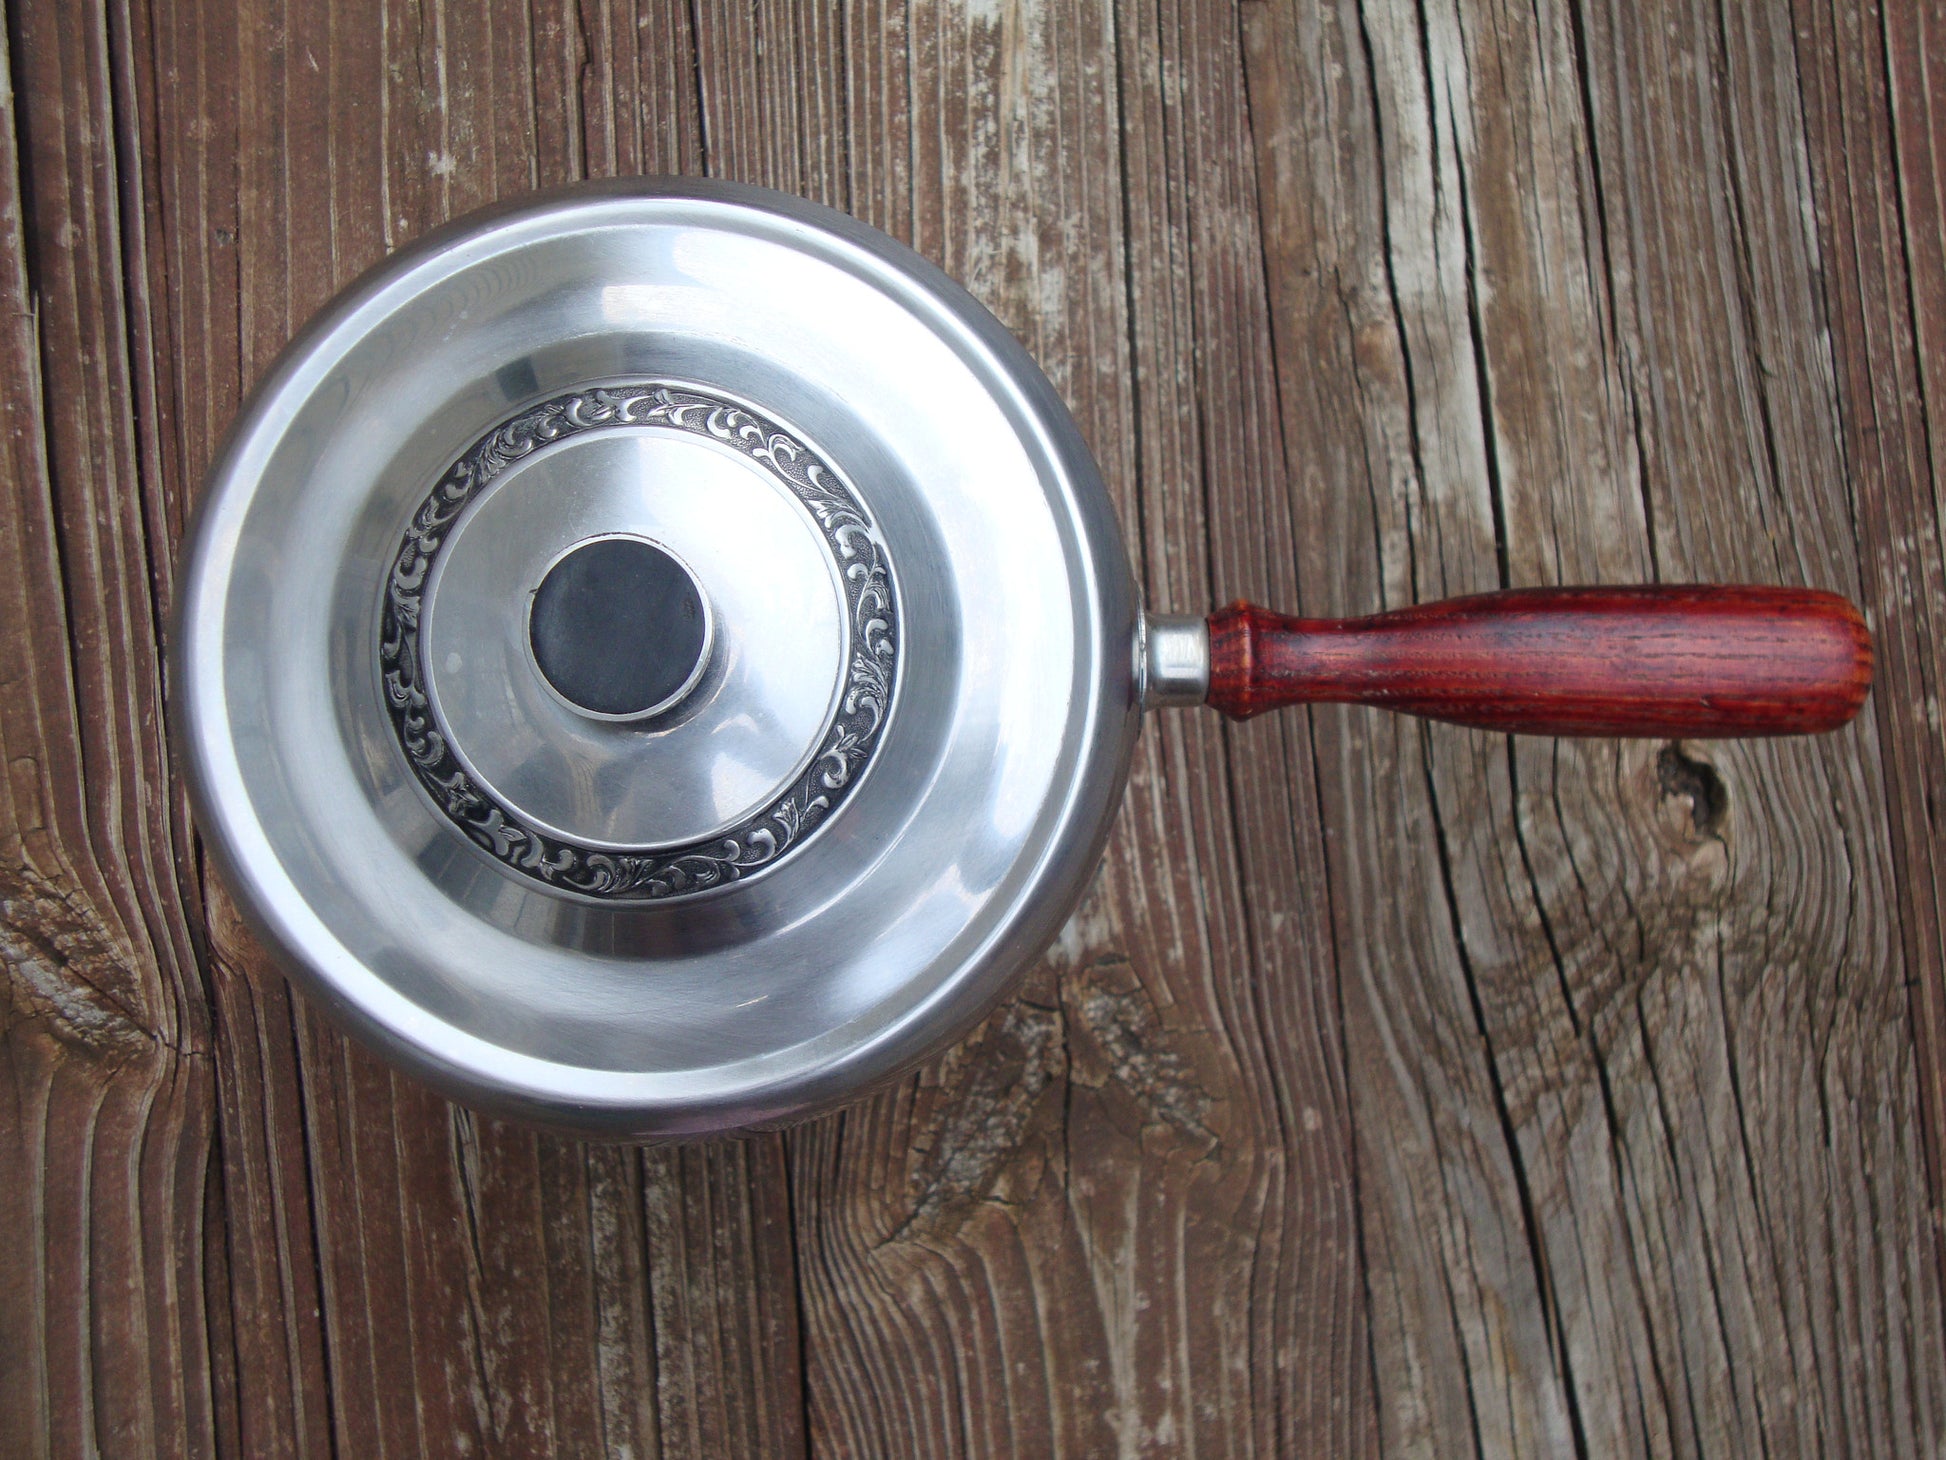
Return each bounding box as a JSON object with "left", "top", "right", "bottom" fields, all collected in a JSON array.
[
  {"left": 528, "top": 537, "right": 708, "bottom": 718},
  {"left": 1656, "top": 742, "right": 1727, "bottom": 837}
]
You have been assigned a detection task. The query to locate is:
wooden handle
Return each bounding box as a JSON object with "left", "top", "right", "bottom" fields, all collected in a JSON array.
[{"left": 1204, "top": 585, "right": 1872, "bottom": 736}]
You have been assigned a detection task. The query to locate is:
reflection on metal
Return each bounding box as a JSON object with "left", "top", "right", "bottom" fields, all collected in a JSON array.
[
  {"left": 1140, "top": 613, "right": 1210, "bottom": 709},
  {"left": 380, "top": 382, "right": 899, "bottom": 900}
]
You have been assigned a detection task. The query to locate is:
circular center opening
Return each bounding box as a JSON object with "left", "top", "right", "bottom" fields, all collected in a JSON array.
[{"left": 527, "top": 535, "right": 711, "bottom": 719}]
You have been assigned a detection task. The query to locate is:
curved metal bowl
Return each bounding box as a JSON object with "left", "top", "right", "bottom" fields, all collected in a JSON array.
[{"left": 175, "top": 179, "right": 1141, "bottom": 1136}]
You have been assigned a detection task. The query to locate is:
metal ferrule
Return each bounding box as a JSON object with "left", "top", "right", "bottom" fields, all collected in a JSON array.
[{"left": 1140, "top": 612, "right": 1210, "bottom": 709}]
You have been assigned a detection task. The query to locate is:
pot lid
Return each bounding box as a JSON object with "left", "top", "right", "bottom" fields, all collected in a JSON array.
[
  {"left": 389, "top": 381, "right": 897, "bottom": 899},
  {"left": 176, "top": 180, "right": 1140, "bottom": 1135}
]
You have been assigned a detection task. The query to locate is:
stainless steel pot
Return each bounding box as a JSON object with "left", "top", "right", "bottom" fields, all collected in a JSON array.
[{"left": 175, "top": 179, "right": 1870, "bottom": 1137}]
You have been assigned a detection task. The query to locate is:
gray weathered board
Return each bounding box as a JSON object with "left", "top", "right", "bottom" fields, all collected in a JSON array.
[{"left": 3, "top": 0, "right": 1943, "bottom": 1455}]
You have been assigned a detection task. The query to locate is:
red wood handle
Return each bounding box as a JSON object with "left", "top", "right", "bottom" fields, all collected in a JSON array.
[{"left": 1205, "top": 586, "right": 1872, "bottom": 736}]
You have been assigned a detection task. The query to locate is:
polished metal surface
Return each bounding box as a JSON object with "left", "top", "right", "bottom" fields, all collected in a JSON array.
[
  {"left": 176, "top": 179, "right": 1141, "bottom": 1135},
  {"left": 398, "top": 382, "right": 891, "bottom": 893},
  {"left": 1140, "top": 613, "right": 1211, "bottom": 709}
]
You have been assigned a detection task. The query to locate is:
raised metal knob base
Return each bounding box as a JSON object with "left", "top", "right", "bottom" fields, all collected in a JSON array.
[{"left": 527, "top": 535, "right": 712, "bottom": 721}]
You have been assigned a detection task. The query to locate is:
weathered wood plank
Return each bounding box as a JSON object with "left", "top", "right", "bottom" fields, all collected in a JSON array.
[
  {"left": 126, "top": 2, "right": 807, "bottom": 1455},
  {"left": 1244, "top": 0, "right": 1945, "bottom": 1454},
  {"left": 1241, "top": 4, "right": 1565, "bottom": 1447},
  {"left": 1124, "top": 0, "right": 1374, "bottom": 1449},
  {"left": 198, "top": 899, "right": 332, "bottom": 1459},
  {"left": 766, "top": 4, "right": 1371, "bottom": 1457},
  {"left": 1, "top": 0, "right": 216, "bottom": 1454},
  {"left": 1569, "top": 7, "right": 1936, "bottom": 1451},
  {"left": 643, "top": 1140, "right": 806, "bottom": 1456},
  {"left": 150, "top": 2, "right": 334, "bottom": 1453},
  {"left": 1796, "top": 0, "right": 1946, "bottom": 1339}
]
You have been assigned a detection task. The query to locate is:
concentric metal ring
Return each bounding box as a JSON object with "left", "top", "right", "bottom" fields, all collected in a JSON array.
[{"left": 379, "top": 382, "right": 900, "bottom": 900}]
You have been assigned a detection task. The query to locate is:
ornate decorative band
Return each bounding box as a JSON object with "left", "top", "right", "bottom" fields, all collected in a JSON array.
[{"left": 378, "top": 383, "right": 899, "bottom": 900}]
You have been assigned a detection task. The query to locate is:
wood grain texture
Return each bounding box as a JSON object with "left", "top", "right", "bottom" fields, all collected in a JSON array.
[
  {"left": 1239, "top": 1, "right": 1941, "bottom": 1453},
  {"left": 1205, "top": 586, "right": 1873, "bottom": 734},
  {"left": 2, "top": 0, "right": 216, "bottom": 1453},
  {"left": 1, "top": 0, "right": 1941, "bottom": 1456},
  {"left": 1794, "top": 0, "right": 1946, "bottom": 1317}
]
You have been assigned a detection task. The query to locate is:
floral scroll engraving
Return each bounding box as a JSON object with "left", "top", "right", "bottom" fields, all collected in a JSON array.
[{"left": 379, "top": 383, "right": 899, "bottom": 899}]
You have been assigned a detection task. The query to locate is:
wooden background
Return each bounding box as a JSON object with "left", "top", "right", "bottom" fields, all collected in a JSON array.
[{"left": 4, "top": 0, "right": 1944, "bottom": 1454}]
